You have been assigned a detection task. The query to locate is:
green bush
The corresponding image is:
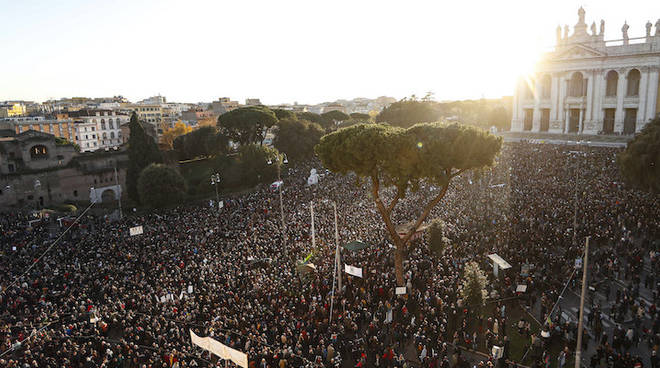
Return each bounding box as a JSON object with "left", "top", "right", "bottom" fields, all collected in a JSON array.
[
  {"left": 426, "top": 219, "right": 450, "bottom": 255},
  {"left": 137, "top": 164, "right": 187, "bottom": 208}
]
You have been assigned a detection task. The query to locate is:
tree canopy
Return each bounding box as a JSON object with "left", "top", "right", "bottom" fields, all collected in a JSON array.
[
  {"left": 315, "top": 123, "right": 501, "bottom": 285},
  {"left": 273, "top": 119, "right": 324, "bottom": 162},
  {"left": 174, "top": 126, "right": 228, "bottom": 160},
  {"left": 137, "top": 164, "right": 186, "bottom": 208},
  {"left": 619, "top": 116, "right": 660, "bottom": 193},
  {"left": 349, "top": 112, "right": 371, "bottom": 121},
  {"left": 126, "top": 113, "right": 162, "bottom": 203},
  {"left": 161, "top": 121, "right": 192, "bottom": 150},
  {"left": 375, "top": 98, "right": 440, "bottom": 128},
  {"left": 217, "top": 106, "right": 278, "bottom": 145},
  {"left": 272, "top": 108, "right": 296, "bottom": 121},
  {"left": 237, "top": 144, "right": 280, "bottom": 187}
]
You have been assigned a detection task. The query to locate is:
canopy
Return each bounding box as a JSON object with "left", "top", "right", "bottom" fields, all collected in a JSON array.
[
  {"left": 342, "top": 240, "right": 370, "bottom": 251},
  {"left": 487, "top": 254, "right": 512, "bottom": 269}
]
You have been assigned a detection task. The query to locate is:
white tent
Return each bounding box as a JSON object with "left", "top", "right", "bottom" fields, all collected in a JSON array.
[{"left": 487, "top": 253, "right": 511, "bottom": 277}]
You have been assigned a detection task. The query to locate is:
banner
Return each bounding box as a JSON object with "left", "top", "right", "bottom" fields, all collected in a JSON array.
[
  {"left": 189, "top": 330, "right": 248, "bottom": 368},
  {"left": 129, "top": 226, "right": 143, "bottom": 236},
  {"left": 190, "top": 330, "right": 209, "bottom": 350},
  {"left": 344, "top": 264, "right": 362, "bottom": 278},
  {"left": 395, "top": 287, "right": 407, "bottom": 295}
]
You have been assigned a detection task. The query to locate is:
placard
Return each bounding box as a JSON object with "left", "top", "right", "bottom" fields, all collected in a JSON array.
[
  {"left": 344, "top": 264, "right": 362, "bottom": 278},
  {"left": 395, "top": 287, "right": 407, "bottom": 295},
  {"left": 516, "top": 284, "right": 527, "bottom": 293},
  {"left": 129, "top": 226, "right": 143, "bottom": 236}
]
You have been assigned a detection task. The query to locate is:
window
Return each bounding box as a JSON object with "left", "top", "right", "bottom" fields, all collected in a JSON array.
[
  {"left": 103, "top": 132, "right": 107, "bottom": 139},
  {"left": 569, "top": 72, "right": 585, "bottom": 97},
  {"left": 605, "top": 70, "right": 618, "bottom": 96},
  {"left": 110, "top": 132, "right": 115, "bottom": 139},
  {"left": 626, "top": 69, "right": 640, "bottom": 97},
  {"left": 30, "top": 145, "right": 49, "bottom": 160},
  {"left": 523, "top": 109, "right": 533, "bottom": 131},
  {"left": 624, "top": 108, "right": 637, "bottom": 134},
  {"left": 8, "top": 164, "right": 15, "bottom": 172},
  {"left": 108, "top": 119, "right": 114, "bottom": 129},
  {"left": 73, "top": 190, "right": 78, "bottom": 197},
  {"left": 91, "top": 127, "right": 95, "bottom": 131},
  {"left": 101, "top": 119, "right": 106, "bottom": 130},
  {"left": 603, "top": 109, "right": 615, "bottom": 134}
]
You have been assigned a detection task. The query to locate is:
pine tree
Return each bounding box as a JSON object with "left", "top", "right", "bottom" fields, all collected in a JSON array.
[{"left": 126, "top": 112, "right": 162, "bottom": 203}]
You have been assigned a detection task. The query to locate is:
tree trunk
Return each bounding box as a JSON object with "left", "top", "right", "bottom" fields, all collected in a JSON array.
[{"left": 394, "top": 241, "right": 405, "bottom": 286}]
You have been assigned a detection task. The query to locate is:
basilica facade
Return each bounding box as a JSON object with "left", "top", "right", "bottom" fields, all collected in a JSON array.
[{"left": 511, "top": 8, "right": 660, "bottom": 135}]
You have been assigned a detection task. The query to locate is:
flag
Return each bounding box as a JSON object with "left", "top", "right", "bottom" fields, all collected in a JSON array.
[{"left": 344, "top": 264, "right": 363, "bottom": 278}]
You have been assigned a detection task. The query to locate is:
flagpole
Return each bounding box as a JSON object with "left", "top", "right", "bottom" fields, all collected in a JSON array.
[
  {"left": 575, "top": 236, "right": 590, "bottom": 368},
  {"left": 329, "top": 201, "right": 340, "bottom": 322},
  {"left": 310, "top": 201, "right": 315, "bottom": 249},
  {"left": 334, "top": 201, "right": 341, "bottom": 292}
]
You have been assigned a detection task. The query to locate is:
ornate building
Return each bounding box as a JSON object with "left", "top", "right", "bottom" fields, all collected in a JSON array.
[{"left": 511, "top": 8, "right": 660, "bottom": 134}]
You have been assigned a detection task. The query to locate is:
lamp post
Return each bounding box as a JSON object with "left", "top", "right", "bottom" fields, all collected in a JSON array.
[
  {"left": 268, "top": 153, "right": 288, "bottom": 253},
  {"left": 210, "top": 173, "right": 221, "bottom": 213}
]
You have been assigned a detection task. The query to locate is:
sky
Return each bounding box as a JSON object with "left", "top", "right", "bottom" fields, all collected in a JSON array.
[{"left": 1, "top": 0, "right": 659, "bottom": 105}]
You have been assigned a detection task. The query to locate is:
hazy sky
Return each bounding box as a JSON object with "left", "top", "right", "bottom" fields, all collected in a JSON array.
[{"left": 1, "top": 0, "right": 658, "bottom": 105}]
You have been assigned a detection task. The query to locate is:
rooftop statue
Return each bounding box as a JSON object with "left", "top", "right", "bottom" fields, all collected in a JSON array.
[
  {"left": 591, "top": 22, "right": 597, "bottom": 36},
  {"left": 578, "top": 7, "right": 586, "bottom": 24}
]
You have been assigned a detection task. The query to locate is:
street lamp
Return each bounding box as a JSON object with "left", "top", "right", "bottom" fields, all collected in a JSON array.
[
  {"left": 210, "top": 173, "right": 221, "bottom": 213},
  {"left": 268, "top": 153, "right": 288, "bottom": 253}
]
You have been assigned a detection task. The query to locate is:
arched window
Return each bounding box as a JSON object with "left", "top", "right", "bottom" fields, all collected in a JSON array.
[
  {"left": 101, "top": 119, "right": 106, "bottom": 130},
  {"left": 30, "top": 145, "right": 48, "bottom": 160},
  {"left": 569, "top": 72, "right": 585, "bottom": 97},
  {"left": 103, "top": 132, "right": 107, "bottom": 139},
  {"left": 605, "top": 70, "right": 618, "bottom": 96},
  {"left": 108, "top": 119, "right": 114, "bottom": 129},
  {"left": 540, "top": 74, "right": 552, "bottom": 99},
  {"left": 110, "top": 132, "right": 115, "bottom": 139},
  {"left": 626, "top": 69, "right": 640, "bottom": 97}
]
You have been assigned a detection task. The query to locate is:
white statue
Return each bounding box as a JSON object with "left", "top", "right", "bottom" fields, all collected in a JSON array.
[
  {"left": 622, "top": 22, "right": 629, "bottom": 44},
  {"left": 656, "top": 19, "right": 660, "bottom": 36},
  {"left": 600, "top": 20, "right": 605, "bottom": 35},
  {"left": 578, "top": 7, "right": 585, "bottom": 25},
  {"left": 646, "top": 21, "right": 653, "bottom": 37},
  {"left": 591, "top": 22, "right": 597, "bottom": 36},
  {"left": 556, "top": 26, "right": 562, "bottom": 44}
]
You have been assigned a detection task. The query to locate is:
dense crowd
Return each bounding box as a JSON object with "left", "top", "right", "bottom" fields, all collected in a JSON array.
[{"left": 1, "top": 142, "right": 658, "bottom": 368}]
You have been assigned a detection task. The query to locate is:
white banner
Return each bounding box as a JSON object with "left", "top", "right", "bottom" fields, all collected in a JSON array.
[
  {"left": 218, "top": 201, "right": 224, "bottom": 209},
  {"left": 395, "top": 287, "right": 407, "bottom": 295},
  {"left": 344, "top": 264, "right": 362, "bottom": 278},
  {"left": 189, "top": 330, "right": 248, "bottom": 368},
  {"left": 516, "top": 284, "right": 527, "bottom": 293},
  {"left": 188, "top": 285, "right": 193, "bottom": 294},
  {"left": 129, "top": 226, "right": 143, "bottom": 236}
]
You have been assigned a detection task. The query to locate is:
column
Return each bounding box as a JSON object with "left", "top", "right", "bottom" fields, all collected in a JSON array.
[
  {"left": 532, "top": 77, "right": 541, "bottom": 131},
  {"left": 578, "top": 108, "right": 584, "bottom": 133},
  {"left": 596, "top": 70, "right": 608, "bottom": 130},
  {"left": 585, "top": 72, "right": 594, "bottom": 132},
  {"left": 563, "top": 109, "right": 569, "bottom": 133},
  {"left": 511, "top": 85, "right": 520, "bottom": 131},
  {"left": 615, "top": 69, "right": 627, "bottom": 133},
  {"left": 638, "top": 67, "right": 649, "bottom": 130},
  {"left": 645, "top": 67, "right": 659, "bottom": 122},
  {"left": 557, "top": 76, "right": 567, "bottom": 132},
  {"left": 550, "top": 74, "right": 559, "bottom": 122}
]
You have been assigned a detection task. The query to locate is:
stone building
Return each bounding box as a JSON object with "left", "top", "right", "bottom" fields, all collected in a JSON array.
[
  {"left": 0, "top": 130, "right": 127, "bottom": 209},
  {"left": 511, "top": 8, "right": 660, "bottom": 134}
]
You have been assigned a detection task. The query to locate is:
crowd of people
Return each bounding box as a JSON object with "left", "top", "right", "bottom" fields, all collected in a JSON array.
[{"left": 0, "top": 142, "right": 658, "bottom": 368}]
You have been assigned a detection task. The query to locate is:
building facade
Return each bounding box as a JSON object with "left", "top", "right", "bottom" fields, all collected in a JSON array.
[
  {"left": 512, "top": 8, "right": 660, "bottom": 134},
  {"left": 0, "top": 130, "right": 127, "bottom": 208}
]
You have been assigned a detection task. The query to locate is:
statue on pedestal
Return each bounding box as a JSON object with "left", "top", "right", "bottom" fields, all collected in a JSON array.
[
  {"left": 600, "top": 20, "right": 605, "bottom": 35},
  {"left": 646, "top": 21, "right": 653, "bottom": 37},
  {"left": 656, "top": 19, "right": 660, "bottom": 36},
  {"left": 591, "top": 22, "right": 597, "bottom": 36},
  {"left": 622, "top": 22, "right": 629, "bottom": 44},
  {"left": 578, "top": 7, "right": 586, "bottom": 25},
  {"left": 556, "top": 26, "right": 562, "bottom": 44},
  {"left": 564, "top": 25, "right": 569, "bottom": 40}
]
